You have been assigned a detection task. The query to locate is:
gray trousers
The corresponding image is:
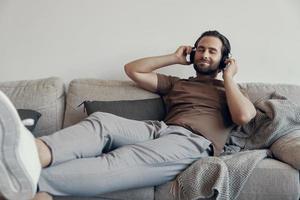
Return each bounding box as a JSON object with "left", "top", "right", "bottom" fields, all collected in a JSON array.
[{"left": 38, "top": 112, "right": 212, "bottom": 196}]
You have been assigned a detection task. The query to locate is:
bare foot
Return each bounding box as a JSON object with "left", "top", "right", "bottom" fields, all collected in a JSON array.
[{"left": 33, "top": 192, "right": 53, "bottom": 200}]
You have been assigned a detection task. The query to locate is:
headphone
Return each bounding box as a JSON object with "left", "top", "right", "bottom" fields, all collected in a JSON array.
[{"left": 189, "top": 38, "right": 231, "bottom": 70}]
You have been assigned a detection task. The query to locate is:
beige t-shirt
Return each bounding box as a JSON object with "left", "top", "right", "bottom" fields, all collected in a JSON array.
[{"left": 157, "top": 73, "right": 243, "bottom": 156}]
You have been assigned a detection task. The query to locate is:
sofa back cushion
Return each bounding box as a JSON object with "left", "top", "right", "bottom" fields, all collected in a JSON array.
[
  {"left": 240, "top": 82, "right": 300, "bottom": 105},
  {"left": 63, "top": 79, "right": 161, "bottom": 127},
  {"left": 0, "top": 77, "right": 65, "bottom": 137}
]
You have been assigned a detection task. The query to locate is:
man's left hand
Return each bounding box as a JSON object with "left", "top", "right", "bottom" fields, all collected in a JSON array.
[{"left": 222, "top": 58, "right": 238, "bottom": 79}]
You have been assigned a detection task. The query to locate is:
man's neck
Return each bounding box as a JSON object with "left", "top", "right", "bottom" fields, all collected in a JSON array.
[{"left": 195, "top": 73, "right": 218, "bottom": 80}]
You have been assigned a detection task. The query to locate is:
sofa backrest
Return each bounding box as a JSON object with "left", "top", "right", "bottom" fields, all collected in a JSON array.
[
  {"left": 0, "top": 77, "right": 65, "bottom": 137},
  {"left": 64, "top": 79, "right": 300, "bottom": 128},
  {"left": 2, "top": 77, "right": 299, "bottom": 137}
]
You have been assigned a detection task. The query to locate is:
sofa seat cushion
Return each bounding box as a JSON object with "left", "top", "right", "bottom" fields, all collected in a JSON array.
[
  {"left": 53, "top": 187, "right": 153, "bottom": 200},
  {"left": 155, "top": 159, "right": 299, "bottom": 200},
  {"left": 95, "top": 187, "right": 153, "bottom": 200},
  {"left": 0, "top": 77, "right": 65, "bottom": 137}
]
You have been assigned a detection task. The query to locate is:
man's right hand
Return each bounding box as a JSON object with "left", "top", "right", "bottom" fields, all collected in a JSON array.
[{"left": 174, "top": 45, "right": 194, "bottom": 65}]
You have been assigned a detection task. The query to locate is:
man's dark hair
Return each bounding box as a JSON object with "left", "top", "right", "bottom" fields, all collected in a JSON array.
[{"left": 194, "top": 30, "right": 231, "bottom": 58}]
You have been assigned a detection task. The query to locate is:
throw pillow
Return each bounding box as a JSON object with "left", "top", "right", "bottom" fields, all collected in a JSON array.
[
  {"left": 82, "top": 98, "right": 165, "bottom": 121},
  {"left": 270, "top": 130, "right": 300, "bottom": 170},
  {"left": 17, "top": 109, "right": 42, "bottom": 132}
]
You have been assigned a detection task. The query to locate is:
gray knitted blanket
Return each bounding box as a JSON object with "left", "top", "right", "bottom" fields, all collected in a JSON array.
[{"left": 171, "top": 92, "right": 300, "bottom": 200}]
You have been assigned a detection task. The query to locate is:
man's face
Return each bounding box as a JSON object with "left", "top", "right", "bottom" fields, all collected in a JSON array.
[{"left": 193, "top": 36, "right": 223, "bottom": 75}]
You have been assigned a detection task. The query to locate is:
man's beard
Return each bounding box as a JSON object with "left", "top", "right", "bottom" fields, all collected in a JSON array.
[{"left": 193, "top": 63, "right": 220, "bottom": 76}]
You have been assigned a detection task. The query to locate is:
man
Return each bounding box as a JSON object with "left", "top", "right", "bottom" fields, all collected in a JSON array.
[{"left": 0, "top": 30, "right": 256, "bottom": 200}]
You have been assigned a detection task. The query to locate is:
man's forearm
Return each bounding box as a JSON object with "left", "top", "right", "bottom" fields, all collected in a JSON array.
[
  {"left": 224, "top": 75, "right": 256, "bottom": 125},
  {"left": 124, "top": 54, "right": 179, "bottom": 73}
]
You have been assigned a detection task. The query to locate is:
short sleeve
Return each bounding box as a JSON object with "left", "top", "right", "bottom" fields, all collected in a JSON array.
[{"left": 156, "top": 73, "right": 180, "bottom": 95}]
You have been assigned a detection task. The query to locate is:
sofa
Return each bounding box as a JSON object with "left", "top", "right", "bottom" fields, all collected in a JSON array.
[{"left": 0, "top": 77, "right": 299, "bottom": 200}]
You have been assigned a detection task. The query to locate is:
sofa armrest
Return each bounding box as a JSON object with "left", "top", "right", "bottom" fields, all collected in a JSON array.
[
  {"left": 270, "top": 130, "right": 300, "bottom": 170},
  {"left": 0, "top": 77, "right": 65, "bottom": 137}
]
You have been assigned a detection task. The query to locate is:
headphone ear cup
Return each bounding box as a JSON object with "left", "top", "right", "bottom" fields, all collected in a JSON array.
[
  {"left": 220, "top": 55, "right": 228, "bottom": 69},
  {"left": 190, "top": 49, "right": 196, "bottom": 64}
]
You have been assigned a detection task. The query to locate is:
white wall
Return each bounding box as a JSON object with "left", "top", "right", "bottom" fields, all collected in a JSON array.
[{"left": 1, "top": 0, "right": 300, "bottom": 85}]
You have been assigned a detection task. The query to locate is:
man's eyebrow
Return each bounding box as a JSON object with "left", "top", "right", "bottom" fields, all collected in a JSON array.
[{"left": 197, "top": 45, "right": 219, "bottom": 52}]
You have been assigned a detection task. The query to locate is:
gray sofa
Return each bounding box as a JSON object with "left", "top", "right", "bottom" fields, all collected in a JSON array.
[{"left": 0, "top": 77, "right": 299, "bottom": 200}]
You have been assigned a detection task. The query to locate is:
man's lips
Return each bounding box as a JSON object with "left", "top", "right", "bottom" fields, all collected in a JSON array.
[{"left": 198, "top": 60, "right": 210, "bottom": 65}]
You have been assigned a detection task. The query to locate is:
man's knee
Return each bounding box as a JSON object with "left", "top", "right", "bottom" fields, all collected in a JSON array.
[{"left": 84, "top": 112, "right": 121, "bottom": 132}]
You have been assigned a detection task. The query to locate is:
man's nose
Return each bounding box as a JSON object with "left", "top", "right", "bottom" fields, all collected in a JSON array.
[{"left": 203, "top": 50, "right": 209, "bottom": 59}]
